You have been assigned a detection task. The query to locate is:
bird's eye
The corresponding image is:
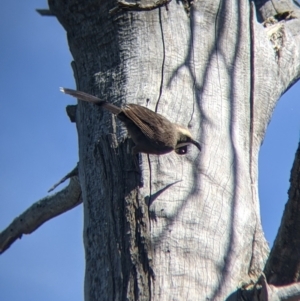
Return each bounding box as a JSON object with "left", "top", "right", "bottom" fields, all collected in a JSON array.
[{"left": 175, "top": 145, "right": 188, "bottom": 155}]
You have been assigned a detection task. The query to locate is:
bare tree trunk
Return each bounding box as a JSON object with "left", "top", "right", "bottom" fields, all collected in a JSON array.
[
  {"left": 264, "top": 142, "right": 300, "bottom": 285},
  {"left": 46, "top": 0, "right": 300, "bottom": 300}
]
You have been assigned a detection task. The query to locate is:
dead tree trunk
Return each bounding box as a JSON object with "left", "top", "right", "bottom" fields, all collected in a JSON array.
[{"left": 44, "top": 0, "right": 300, "bottom": 300}]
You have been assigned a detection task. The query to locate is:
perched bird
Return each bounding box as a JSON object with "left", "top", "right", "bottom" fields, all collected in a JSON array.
[{"left": 60, "top": 87, "right": 201, "bottom": 155}]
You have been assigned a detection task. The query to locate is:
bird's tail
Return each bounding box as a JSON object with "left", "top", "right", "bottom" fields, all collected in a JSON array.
[{"left": 60, "top": 87, "right": 121, "bottom": 114}]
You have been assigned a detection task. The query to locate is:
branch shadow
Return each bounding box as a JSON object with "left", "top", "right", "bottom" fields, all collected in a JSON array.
[{"left": 149, "top": 0, "right": 252, "bottom": 299}]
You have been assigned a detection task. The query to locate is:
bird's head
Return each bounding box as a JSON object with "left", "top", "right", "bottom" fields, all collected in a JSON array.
[{"left": 174, "top": 125, "right": 201, "bottom": 154}]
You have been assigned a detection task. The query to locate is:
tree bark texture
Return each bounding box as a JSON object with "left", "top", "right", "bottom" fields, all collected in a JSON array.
[
  {"left": 264, "top": 142, "right": 300, "bottom": 286},
  {"left": 48, "top": 0, "right": 300, "bottom": 300}
]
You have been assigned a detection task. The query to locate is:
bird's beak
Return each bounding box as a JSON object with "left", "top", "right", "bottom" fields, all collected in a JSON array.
[{"left": 191, "top": 139, "right": 201, "bottom": 151}]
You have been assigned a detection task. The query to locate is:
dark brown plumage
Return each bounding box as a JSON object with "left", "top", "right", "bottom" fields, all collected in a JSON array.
[{"left": 60, "top": 87, "right": 201, "bottom": 155}]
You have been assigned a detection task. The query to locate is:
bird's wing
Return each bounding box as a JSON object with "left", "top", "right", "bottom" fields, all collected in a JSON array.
[
  {"left": 60, "top": 87, "right": 121, "bottom": 115},
  {"left": 123, "top": 104, "right": 173, "bottom": 142}
]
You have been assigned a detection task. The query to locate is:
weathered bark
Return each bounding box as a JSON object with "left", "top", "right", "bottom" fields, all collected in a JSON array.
[
  {"left": 37, "top": 0, "right": 300, "bottom": 300},
  {"left": 264, "top": 142, "right": 300, "bottom": 286}
]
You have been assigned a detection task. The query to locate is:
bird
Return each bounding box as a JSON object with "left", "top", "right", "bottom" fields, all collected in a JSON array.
[{"left": 60, "top": 87, "right": 201, "bottom": 155}]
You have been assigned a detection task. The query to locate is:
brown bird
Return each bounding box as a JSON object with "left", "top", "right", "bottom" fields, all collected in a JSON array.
[{"left": 60, "top": 88, "right": 201, "bottom": 155}]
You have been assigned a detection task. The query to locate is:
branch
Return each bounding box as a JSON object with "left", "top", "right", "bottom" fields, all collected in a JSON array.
[
  {"left": 264, "top": 142, "right": 300, "bottom": 285},
  {"left": 48, "top": 164, "right": 78, "bottom": 192},
  {"left": 0, "top": 177, "right": 82, "bottom": 254},
  {"left": 36, "top": 9, "right": 55, "bottom": 16},
  {"left": 66, "top": 105, "right": 77, "bottom": 123},
  {"left": 255, "top": 274, "right": 300, "bottom": 301},
  {"left": 255, "top": 0, "right": 300, "bottom": 21}
]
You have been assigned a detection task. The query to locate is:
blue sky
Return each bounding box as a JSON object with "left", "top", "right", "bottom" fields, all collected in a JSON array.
[{"left": 0, "top": 1, "right": 299, "bottom": 300}]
